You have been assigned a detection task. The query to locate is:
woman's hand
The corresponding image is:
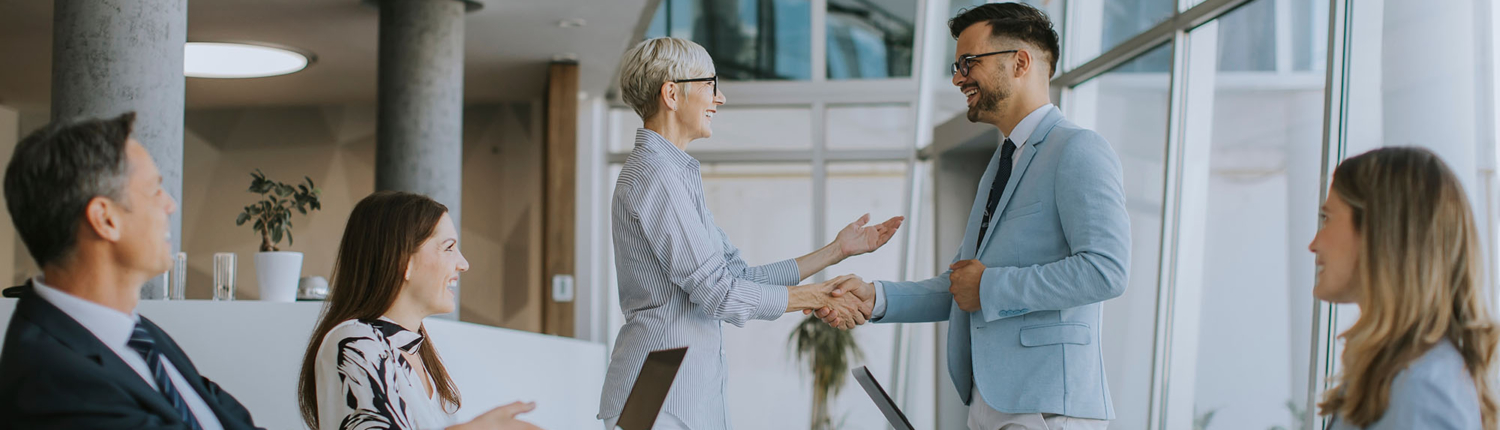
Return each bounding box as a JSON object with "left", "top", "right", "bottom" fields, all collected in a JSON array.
[
  {"left": 833, "top": 214, "right": 904, "bottom": 260},
  {"left": 452, "top": 401, "right": 543, "bottom": 430}
]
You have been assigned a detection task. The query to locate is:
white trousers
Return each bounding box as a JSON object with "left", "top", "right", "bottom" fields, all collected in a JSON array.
[{"left": 968, "top": 385, "right": 1111, "bottom": 430}]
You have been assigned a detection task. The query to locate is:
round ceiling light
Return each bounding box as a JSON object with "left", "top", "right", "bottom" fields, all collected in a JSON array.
[{"left": 184, "top": 42, "right": 312, "bottom": 78}]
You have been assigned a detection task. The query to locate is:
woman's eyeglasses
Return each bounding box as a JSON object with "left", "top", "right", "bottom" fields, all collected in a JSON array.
[{"left": 674, "top": 75, "right": 719, "bottom": 96}]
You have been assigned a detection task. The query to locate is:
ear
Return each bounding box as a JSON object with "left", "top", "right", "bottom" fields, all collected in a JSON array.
[
  {"left": 83, "top": 197, "right": 123, "bottom": 243},
  {"left": 659, "top": 81, "right": 680, "bottom": 112},
  {"left": 1013, "top": 49, "right": 1033, "bottom": 79},
  {"left": 405, "top": 258, "right": 413, "bottom": 281}
]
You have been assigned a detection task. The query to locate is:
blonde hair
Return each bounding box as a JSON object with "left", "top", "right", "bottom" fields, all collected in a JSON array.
[
  {"left": 1319, "top": 146, "right": 1499, "bottom": 429},
  {"left": 617, "top": 37, "right": 716, "bottom": 121}
]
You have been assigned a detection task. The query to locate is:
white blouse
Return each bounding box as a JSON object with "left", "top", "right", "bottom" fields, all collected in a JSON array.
[{"left": 315, "top": 317, "right": 455, "bottom": 430}]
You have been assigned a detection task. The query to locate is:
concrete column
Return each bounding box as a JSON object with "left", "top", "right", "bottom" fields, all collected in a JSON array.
[
  {"left": 51, "top": 0, "right": 187, "bottom": 297},
  {"left": 375, "top": 0, "right": 476, "bottom": 317},
  {"left": 1380, "top": 0, "right": 1482, "bottom": 205}
]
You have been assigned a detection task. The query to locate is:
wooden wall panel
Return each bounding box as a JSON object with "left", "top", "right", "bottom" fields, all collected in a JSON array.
[{"left": 542, "top": 62, "right": 578, "bottom": 337}]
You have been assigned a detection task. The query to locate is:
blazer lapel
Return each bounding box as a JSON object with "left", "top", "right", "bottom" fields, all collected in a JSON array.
[
  {"left": 14, "top": 287, "right": 183, "bottom": 419},
  {"left": 140, "top": 317, "right": 240, "bottom": 428},
  {"left": 960, "top": 146, "right": 1003, "bottom": 261},
  {"left": 975, "top": 109, "right": 1067, "bottom": 258}
]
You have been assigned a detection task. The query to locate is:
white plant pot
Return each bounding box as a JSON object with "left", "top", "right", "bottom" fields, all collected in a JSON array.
[{"left": 255, "top": 251, "right": 303, "bottom": 302}]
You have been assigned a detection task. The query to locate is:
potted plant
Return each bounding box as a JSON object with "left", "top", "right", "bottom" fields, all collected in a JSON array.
[
  {"left": 790, "top": 315, "right": 863, "bottom": 430},
  {"left": 235, "top": 169, "right": 321, "bottom": 302}
]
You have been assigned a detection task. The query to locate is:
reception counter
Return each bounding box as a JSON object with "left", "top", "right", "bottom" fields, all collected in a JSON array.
[{"left": 0, "top": 299, "right": 607, "bottom": 429}]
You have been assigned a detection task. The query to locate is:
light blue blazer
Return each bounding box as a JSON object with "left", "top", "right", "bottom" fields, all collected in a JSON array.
[
  {"left": 874, "top": 108, "right": 1130, "bottom": 420},
  {"left": 1328, "top": 341, "right": 1481, "bottom": 430}
]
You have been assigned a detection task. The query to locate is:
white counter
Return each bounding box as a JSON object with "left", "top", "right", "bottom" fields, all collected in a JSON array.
[{"left": 0, "top": 299, "right": 607, "bottom": 430}]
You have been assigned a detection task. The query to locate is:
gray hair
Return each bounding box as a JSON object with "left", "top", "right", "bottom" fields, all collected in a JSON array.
[
  {"left": 618, "top": 37, "right": 716, "bottom": 121},
  {"left": 5, "top": 112, "right": 135, "bottom": 268}
]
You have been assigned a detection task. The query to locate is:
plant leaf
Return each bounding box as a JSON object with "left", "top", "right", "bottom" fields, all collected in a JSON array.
[
  {"left": 236, "top": 212, "right": 250, "bottom": 225},
  {"left": 285, "top": 228, "right": 294, "bottom": 247},
  {"left": 271, "top": 225, "right": 283, "bottom": 245}
]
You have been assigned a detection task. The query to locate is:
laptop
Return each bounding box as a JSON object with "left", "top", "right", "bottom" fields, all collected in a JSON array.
[
  {"left": 853, "top": 365, "right": 916, "bottom": 430},
  {"left": 615, "top": 347, "right": 688, "bottom": 430}
]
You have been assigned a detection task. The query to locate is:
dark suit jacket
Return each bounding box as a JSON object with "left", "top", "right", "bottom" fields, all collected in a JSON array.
[{"left": 0, "top": 284, "right": 262, "bottom": 429}]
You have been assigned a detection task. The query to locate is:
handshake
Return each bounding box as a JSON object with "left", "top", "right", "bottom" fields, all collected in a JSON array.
[{"left": 791, "top": 274, "right": 877, "bottom": 330}]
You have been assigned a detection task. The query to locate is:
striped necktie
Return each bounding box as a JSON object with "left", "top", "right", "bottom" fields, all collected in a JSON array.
[{"left": 127, "top": 322, "right": 203, "bottom": 430}]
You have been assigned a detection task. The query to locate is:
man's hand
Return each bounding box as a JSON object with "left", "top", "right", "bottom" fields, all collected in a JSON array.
[
  {"left": 789, "top": 275, "right": 868, "bottom": 329},
  {"left": 949, "top": 260, "right": 985, "bottom": 312},
  {"left": 833, "top": 214, "right": 904, "bottom": 259},
  {"left": 808, "top": 278, "right": 875, "bottom": 328}
]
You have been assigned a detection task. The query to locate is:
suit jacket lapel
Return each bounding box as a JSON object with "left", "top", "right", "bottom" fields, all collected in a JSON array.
[
  {"left": 975, "top": 109, "right": 1067, "bottom": 258},
  {"left": 141, "top": 317, "right": 244, "bottom": 429},
  {"left": 15, "top": 287, "right": 183, "bottom": 419},
  {"left": 961, "top": 145, "right": 1003, "bottom": 261}
]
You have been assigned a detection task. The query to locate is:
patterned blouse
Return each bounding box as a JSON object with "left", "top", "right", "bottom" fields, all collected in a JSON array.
[{"left": 314, "top": 317, "right": 455, "bottom": 430}]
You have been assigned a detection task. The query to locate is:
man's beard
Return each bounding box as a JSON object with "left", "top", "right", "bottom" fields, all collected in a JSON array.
[{"left": 965, "top": 83, "right": 1007, "bottom": 123}]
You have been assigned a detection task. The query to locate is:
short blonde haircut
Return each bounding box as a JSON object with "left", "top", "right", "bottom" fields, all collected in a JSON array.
[{"left": 617, "top": 37, "right": 716, "bottom": 121}]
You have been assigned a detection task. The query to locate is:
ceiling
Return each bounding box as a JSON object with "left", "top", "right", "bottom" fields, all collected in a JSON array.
[{"left": 0, "top": 0, "right": 655, "bottom": 110}]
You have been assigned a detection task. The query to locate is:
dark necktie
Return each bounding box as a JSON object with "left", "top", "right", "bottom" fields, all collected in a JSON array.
[
  {"left": 976, "top": 139, "right": 1018, "bottom": 254},
  {"left": 128, "top": 323, "right": 203, "bottom": 430}
]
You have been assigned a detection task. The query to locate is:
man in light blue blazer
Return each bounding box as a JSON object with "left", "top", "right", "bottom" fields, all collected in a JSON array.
[{"left": 819, "top": 3, "right": 1129, "bottom": 429}]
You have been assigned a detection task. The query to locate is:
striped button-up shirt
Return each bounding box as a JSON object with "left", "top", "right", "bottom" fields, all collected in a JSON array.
[{"left": 599, "top": 128, "right": 797, "bottom": 429}]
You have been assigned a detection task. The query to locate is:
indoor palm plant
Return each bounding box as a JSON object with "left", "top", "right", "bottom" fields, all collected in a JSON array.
[
  {"left": 235, "top": 169, "right": 321, "bottom": 302},
  {"left": 790, "top": 314, "right": 864, "bottom": 430}
]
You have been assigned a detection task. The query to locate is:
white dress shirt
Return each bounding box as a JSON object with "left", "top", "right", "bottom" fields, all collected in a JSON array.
[
  {"left": 869, "top": 104, "right": 1107, "bottom": 429},
  {"left": 31, "top": 276, "right": 225, "bottom": 430}
]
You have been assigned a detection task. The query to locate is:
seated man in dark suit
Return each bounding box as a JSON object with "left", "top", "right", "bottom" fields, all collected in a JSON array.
[{"left": 0, "top": 112, "right": 261, "bottom": 429}]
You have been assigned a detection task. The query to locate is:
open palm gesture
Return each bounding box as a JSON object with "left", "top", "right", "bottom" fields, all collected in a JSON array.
[{"left": 834, "top": 213, "right": 905, "bottom": 258}]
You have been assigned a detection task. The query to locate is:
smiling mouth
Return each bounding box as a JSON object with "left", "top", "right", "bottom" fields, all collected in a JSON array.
[{"left": 963, "top": 87, "right": 979, "bottom": 105}]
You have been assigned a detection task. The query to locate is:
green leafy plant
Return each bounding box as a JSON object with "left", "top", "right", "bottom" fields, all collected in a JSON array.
[
  {"left": 789, "top": 315, "right": 863, "bottom": 430},
  {"left": 235, "top": 169, "right": 321, "bottom": 252},
  {"left": 1269, "top": 399, "right": 1310, "bottom": 430},
  {"left": 1195, "top": 407, "right": 1218, "bottom": 430}
]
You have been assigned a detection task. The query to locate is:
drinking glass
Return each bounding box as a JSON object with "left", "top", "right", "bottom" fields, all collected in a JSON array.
[{"left": 213, "top": 252, "right": 236, "bottom": 301}]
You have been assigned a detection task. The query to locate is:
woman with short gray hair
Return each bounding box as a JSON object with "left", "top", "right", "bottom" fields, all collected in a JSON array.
[{"left": 599, "top": 37, "right": 904, "bottom": 430}]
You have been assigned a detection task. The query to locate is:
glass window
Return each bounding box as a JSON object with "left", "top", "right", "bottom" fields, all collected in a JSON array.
[
  {"left": 1185, "top": 1, "right": 1328, "bottom": 428},
  {"left": 1065, "top": 42, "right": 1172, "bottom": 430},
  {"left": 1067, "top": 0, "right": 1175, "bottom": 70},
  {"left": 695, "top": 163, "right": 819, "bottom": 429},
  {"left": 609, "top": 106, "right": 814, "bottom": 153},
  {"left": 826, "top": 0, "right": 917, "bottom": 79},
  {"left": 826, "top": 104, "right": 914, "bottom": 149},
  {"left": 697, "top": 106, "right": 814, "bottom": 151},
  {"left": 817, "top": 161, "right": 908, "bottom": 429},
  {"left": 650, "top": 0, "right": 814, "bottom": 80}
]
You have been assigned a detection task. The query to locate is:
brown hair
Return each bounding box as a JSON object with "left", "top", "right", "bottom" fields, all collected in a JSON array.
[
  {"left": 297, "top": 191, "right": 460, "bottom": 429},
  {"left": 1319, "top": 147, "right": 1498, "bottom": 429},
  {"left": 948, "top": 2, "right": 1061, "bottom": 76}
]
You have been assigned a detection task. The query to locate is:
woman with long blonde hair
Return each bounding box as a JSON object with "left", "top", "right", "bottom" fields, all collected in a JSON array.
[{"left": 1309, "top": 146, "right": 1498, "bottom": 429}]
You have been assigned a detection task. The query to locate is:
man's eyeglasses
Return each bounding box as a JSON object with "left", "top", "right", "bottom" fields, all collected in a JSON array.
[
  {"left": 674, "top": 75, "right": 719, "bottom": 96},
  {"left": 950, "top": 50, "right": 1018, "bottom": 78}
]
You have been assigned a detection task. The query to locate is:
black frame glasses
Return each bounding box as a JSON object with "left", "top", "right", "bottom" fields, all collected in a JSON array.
[
  {"left": 950, "top": 50, "right": 1019, "bottom": 77},
  {"left": 674, "top": 75, "right": 719, "bottom": 96}
]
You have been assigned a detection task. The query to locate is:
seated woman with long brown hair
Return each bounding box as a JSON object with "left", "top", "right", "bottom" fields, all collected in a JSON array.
[
  {"left": 1309, "top": 147, "right": 1498, "bottom": 429},
  {"left": 297, "top": 191, "right": 541, "bottom": 430}
]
